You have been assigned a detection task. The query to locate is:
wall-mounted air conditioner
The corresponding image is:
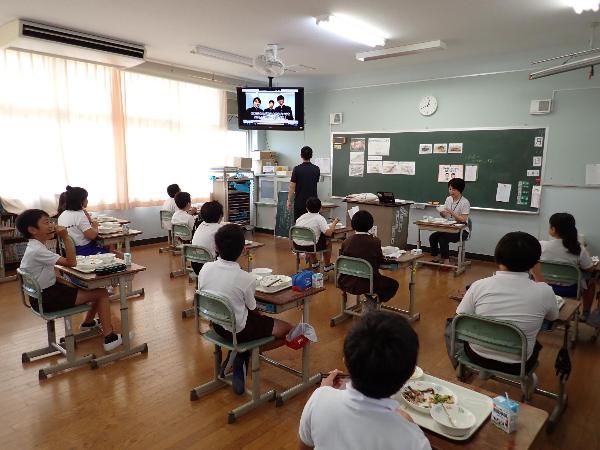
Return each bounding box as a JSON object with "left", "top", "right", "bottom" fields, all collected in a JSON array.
[{"left": 0, "top": 19, "right": 145, "bottom": 68}]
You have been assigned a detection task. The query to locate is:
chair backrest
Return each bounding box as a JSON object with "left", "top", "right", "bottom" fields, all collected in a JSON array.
[
  {"left": 539, "top": 260, "right": 581, "bottom": 298},
  {"left": 183, "top": 244, "right": 214, "bottom": 264},
  {"left": 290, "top": 226, "right": 318, "bottom": 252},
  {"left": 196, "top": 290, "right": 238, "bottom": 346},
  {"left": 335, "top": 255, "right": 374, "bottom": 294},
  {"left": 160, "top": 210, "right": 174, "bottom": 231},
  {"left": 16, "top": 268, "right": 44, "bottom": 316},
  {"left": 172, "top": 223, "right": 192, "bottom": 241},
  {"left": 451, "top": 313, "right": 528, "bottom": 376}
]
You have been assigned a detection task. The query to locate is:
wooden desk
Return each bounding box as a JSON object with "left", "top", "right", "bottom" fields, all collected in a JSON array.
[
  {"left": 255, "top": 286, "right": 325, "bottom": 405},
  {"left": 422, "top": 375, "right": 548, "bottom": 450},
  {"left": 97, "top": 229, "right": 144, "bottom": 298},
  {"left": 0, "top": 226, "right": 17, "bottom": 282},
  {"left": 414, "top": 220, "right": 470, "bottom": 276},
  {"left": 56, "top": 262, "right": 148, "bottom": 367},
  {"left": 331, "top": 226, "right": 353, "bottom": 241},
  {"left": 244, "top": 241, "right": 265, "bottom": 271}
]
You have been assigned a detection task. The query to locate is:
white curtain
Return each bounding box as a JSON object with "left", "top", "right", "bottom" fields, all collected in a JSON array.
[{"left": 0, "top": 49, "right": 247, "bottom": 213}]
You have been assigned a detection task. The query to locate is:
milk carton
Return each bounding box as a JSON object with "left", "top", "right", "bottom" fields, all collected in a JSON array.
[{"left": 491, "top": 395, "right": 519, "bottom": 433}]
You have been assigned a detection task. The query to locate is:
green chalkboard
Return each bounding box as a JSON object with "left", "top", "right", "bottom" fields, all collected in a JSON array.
[
  {"left": 332, "top": 128, "right": 546, "bottom": 213},
  {"left": 275, "top": 191, "right": 294, "bottom": 238}
]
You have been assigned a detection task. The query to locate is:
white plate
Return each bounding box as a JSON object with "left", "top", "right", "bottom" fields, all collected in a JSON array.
[
  {"left": 410, "top": 366, "right": 424, "bottom": 380},
  {"left": 400, "top": 381, "right": 458, "bottom": 413},
  {"left": 430, "top": 404, "right": 477, "bottom": 437},
  {"left": 335, "top": 223, "right": 345, "bottom": 228},
  {"left": 74, "top": 265, "right": 95, "bottom": 273}
]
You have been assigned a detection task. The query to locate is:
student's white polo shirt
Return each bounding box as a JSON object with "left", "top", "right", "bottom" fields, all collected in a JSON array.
[
  {"left": 294, "top": 212, "right": 329, "bottom": 246},
  {"left": 197, "top": 258, "right": 256, "bottom": 332},
  {"left": 20, "top": 239, "right": 61, "bottom": 290},
  {"left": 57, "top": 210, "right": 92, "bottom": 246},
  {"left": 171, "top": 209, "right": 195, "bottom": 234},
  {"left": 191, "top": 222, "right": 222, "bottom": 257},
  {"left": 162, "top": 198, "right": 177, "bottom": 212},
  {"left": 299, "top": 384, "right": 431, "bottom": 450},
  {"left": 456, "top": 271, "right": 559, "bottom": 363}
]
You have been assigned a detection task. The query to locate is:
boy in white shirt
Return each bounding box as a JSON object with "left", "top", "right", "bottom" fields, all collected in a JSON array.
[
  {"left": 190, "top": 201, "right": 224, "bottom": 274},
  {"left": 293, "top": 197, "right": 339, "bottom": 272},
  {"left": 162, "top": 184, "right": 180, "bottom": 212},
  {"left": 171, "top": 191, "right": 197, "bottom": 237},
  {"left": 16, "top": 209, "right": 123, "bottom": 351},
  {"left": 456, "top": 231, "right": 559, "bottom": 376},
  {"left": 198, "top": 224, "right": 292, "bottom": 395},
  {"left": 299, "top": 312, "right": 431, "bottom": 450}
]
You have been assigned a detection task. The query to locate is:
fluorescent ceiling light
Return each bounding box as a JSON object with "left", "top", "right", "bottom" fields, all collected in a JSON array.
[
  {"left": 356, "top": 40, "right": 447, "bottom": 62},
  {"left": 316, "top": 14, "right": 386, "bottom": 47},
  {"left": 529, "top": 53, "right": 600, "bottom": 79},
  {"left": 191, "top": 45, "right": 252, "bottom": 66},
  {"left": 567, "top": 0, "right": 599, "bottom": 14}
]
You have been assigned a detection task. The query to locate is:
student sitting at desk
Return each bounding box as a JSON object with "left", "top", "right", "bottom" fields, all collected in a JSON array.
[
  {"left": 171, "top": 191, "right": 196, "bottom": 234},
  {"left": 162, "top": 184, "right": 180, "bottom": 212},
  {"left": 338, "top": 210, "right": 399, "bottom": 302},
  {"left": 456, "top": 232, "right": 559, "bottom": 381},
  {"left": 57, "top": 186, "right": 109, "bottom": 256},
  {"left": 538, "top": 212, "right": 595, "bottom": 321},
  {"left": 190, "top": 200, "right": 223, "bottom": 275},
  {"left": 293, "top": 197, "right": 339, "bottom": 272},
  {"left": 299, "top": 312, "right": 430, "bottom": 450},
  {"left": 198, "top": 224, "right": 293, "bottom": 395},
  {"left": 16, "top": 209, "right": 123, "bottom": 351},
  {"left": 429, "top": 178, "right": 470, "bottom": 266}
]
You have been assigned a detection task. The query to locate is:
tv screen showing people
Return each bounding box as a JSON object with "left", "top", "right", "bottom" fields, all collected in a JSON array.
[{"left": 237, "top": 87, "right": 304, "bottom": 130}]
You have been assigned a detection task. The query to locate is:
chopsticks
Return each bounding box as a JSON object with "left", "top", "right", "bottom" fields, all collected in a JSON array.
[{"left": 265, "top": 277, "right": 282, "bottom": 287}]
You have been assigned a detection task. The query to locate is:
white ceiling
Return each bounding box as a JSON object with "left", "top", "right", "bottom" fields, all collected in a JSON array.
[{"left": 0, "top": 0, "right": 599, "bottom": 90}]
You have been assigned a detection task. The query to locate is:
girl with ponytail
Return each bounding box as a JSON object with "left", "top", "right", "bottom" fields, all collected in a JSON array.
[{"left": 540, "top": 212, "right": 596, "bottom": 320}]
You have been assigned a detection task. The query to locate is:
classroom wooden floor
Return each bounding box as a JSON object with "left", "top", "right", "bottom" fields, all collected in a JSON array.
[{"left": 1, "top": 233, "right": 599, "bottom": 450}]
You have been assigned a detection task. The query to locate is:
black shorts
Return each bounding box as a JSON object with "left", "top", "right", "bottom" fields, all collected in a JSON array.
[
  {"left": 30, "top": 283, "right": 78, "bottom": 313},
  {"left": 293, "top": 233, "right": 328, "bottom": 252},
  {"left": 213, "top": 309, "right": 274, "bottom": 344},
  {"left": 464, "top": 341, "right": 542, "bottom": 376}
]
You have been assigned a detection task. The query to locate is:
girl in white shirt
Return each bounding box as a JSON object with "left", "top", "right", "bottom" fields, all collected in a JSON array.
[
  {"left": 539, "top": 213, "right": 595, "bottom": 320},
  {"left": 57, "top": 186, "right": 109, "bottom": 256}
]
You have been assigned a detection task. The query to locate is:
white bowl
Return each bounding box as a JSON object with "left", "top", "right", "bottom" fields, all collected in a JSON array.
[
  {"left": 77, "top": 263, "right": 94, "bottom": 271},
  {"left": 431, "top": 404, "right": 476, "bottom": 437},
  {"left": 252, "top": 268, "right": 273, "bottom": 277},
  {"left": 335, "top": 222, "right": 345, "bottom": 228},
  {"left": 97, "top": 253, "right": 116, "bottom": 263}
]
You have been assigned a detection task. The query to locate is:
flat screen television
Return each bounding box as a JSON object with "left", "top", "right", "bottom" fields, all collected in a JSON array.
[{"left": 237, "top": 87, "right": 304, "bottom": 131}]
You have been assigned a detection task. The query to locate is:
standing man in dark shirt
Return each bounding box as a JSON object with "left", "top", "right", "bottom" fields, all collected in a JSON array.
[
  {"left": 287, "top": 146, "right": 320, "bottom": 221},
  {"left": 274, "top": 95, "right": 294, "bottom": 121}
]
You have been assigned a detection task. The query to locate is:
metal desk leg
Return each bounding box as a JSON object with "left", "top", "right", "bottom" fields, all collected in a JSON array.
[
  {"left": 417, "top": 228, "right": 422, "bottom": 250},
  {"left": 0, "top": 234, "right": 17, "bottom": 283},
  {"left": 455, "top": 232, "right": 466, "bottom": 276},
  {"left": 91, "top": 276, "right": 148, "bottom": 368},
  {"left": 123, "top": 236, "right": 144, "bottom": 298},
  {"left": 380, "top": 262, "right": 420, "bottom": 322},
  {"left": 276, "top": 297, "right": 321, "bottom": 406},
  {"left": 247, "top": 249, "right": 254, "bottom": 272}
]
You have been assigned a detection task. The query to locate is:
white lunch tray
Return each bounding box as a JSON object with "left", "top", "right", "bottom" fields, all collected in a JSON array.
[
  {"left": 391, "top": 374, "right": 493, "bottom": 441},
  {"left": 255, "top": 279, "right": 292, "bottom": 293}
]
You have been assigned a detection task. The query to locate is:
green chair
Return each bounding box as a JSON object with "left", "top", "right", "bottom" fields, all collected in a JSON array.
[
  {"left": 330, "top": 256, "right": 378, "bottom": 327},
  {"left": 169, "top": 223, "right": 193, "bottom": 278},
  {"left": 289, "top": 226, "right": 325, "bottom": 275},
  {"left": 17, "top": 269, "right": 96, "bottom": 379},
  {"left": 159, "top": 210, "right": 175, "bottom": 254},
  {"left": 451, "top": 313, "right": 539, "bottom": 401},
  {"left": 181, "top": 245, "right": 214, "bottom": 319},
  {"left": 540, "top": 261, "right": 582, "bottom": 299},
  {"left": 189, "top": 291, "right": 276, "bottom": 423}
]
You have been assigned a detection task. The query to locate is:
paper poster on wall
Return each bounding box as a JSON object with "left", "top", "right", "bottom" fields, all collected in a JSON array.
[
  {"left": 349, "top": 164, "right": 364, "bottom": 177},
  {"left": 368, "top": 137, "right": 390, "bottom": 156},
  {"left": 398, "top": 161, "right": 416, "bottom": 175},
  {"left": 350, "top": 152, "right": 365, "bottom": 164},
  {"left": 368, "top": 155, "right": 383, "bottom": 161},
  {"left": 419, "top": 144, "right": 433, "bottom": 155},
  {"left": 448, "top": 143, "right": 463, "bottom": 154},
  {"left": 585, "top": 164, "right": 600, "bottom": 185},
  {"left": 495, "top": 183, "right": 512, "bottom": 203},
  {"left": 367, "top": 161, "right": 383, "bottom": 174},
  {"left": 533, "top": 156, "right": 542, "bottom": 167},
  {"left": 437, "top": 164, "right": 464, "bottom": 182},
  {"left": 433, "top": 143, "right": 448, "bottom": 154},
  {"left": 314, "top": 158, "right": 331, "bottom": 174},
  {"left": 526, "top": 169, "right": 540, "bottom": 177},
  {"left": 350, "top": 138, "right": 365, "bottom": 151},
  {"left": 464, "top": 164, "right": 478, "bottom": 182},
  {"left": 534, "top": 136, "right": 544, "bottom": 147},
  {"left": 382, "top": 161, "right": 400, "bottom": 174},
  {"left": 530, "top": 185, "right": 541, "bottom": 208}
]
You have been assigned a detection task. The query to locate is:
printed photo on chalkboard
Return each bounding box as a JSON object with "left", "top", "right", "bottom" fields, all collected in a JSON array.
[
  {"left": 433, "top": 143, "right": 448, "bottom": 154},
  {"left": 419, "top": 144, "right": 433, "bottom": 155},
  {"left": 437, "top": 164, "right": 464, "bottom": 182},
  {"left": 350, "top": 138, "right": 366, "bottom": 151},
  {"left": 448, "top": 143, "right": 463, "bottom": 154}
]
